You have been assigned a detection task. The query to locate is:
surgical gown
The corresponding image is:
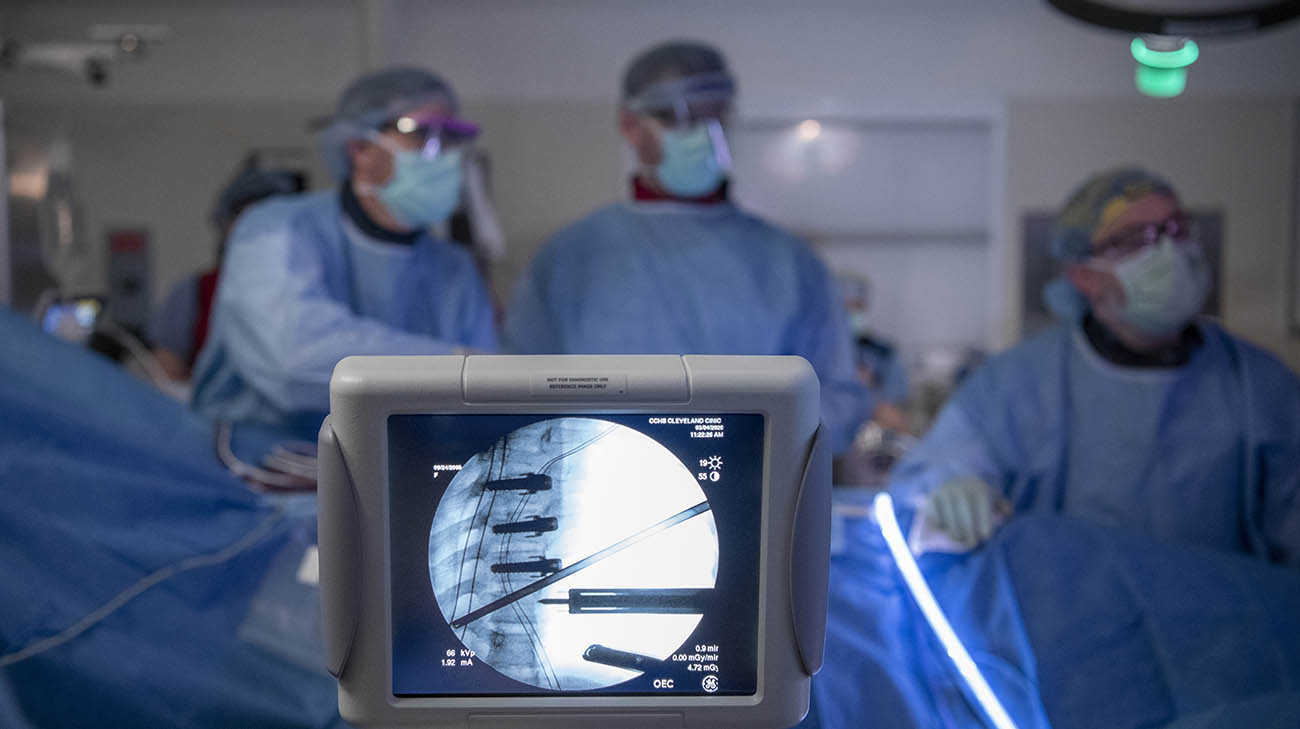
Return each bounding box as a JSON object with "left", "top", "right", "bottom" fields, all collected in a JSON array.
[
  {"left": 191, "top": 190, "right": 497, "bottom": 429},
  {"left": 504, "top": 201, "right": 872, "bottom": 453},
  {"left": 891, "top": 320, "right": 1300, "bottom": 564}
]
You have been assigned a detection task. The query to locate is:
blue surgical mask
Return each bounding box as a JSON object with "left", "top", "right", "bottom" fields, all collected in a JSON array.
[
  {"left": 655, "top": 120, "right": 729, "bottom": 198},
  {"left": 1104, "top": 237, "right": 1210, "bottom": 335},
  {"left": 367, "top": 145, "right": 463, "bottom": 229}
]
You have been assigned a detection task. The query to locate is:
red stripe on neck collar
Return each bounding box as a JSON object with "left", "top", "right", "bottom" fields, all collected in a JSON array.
[{"left": 631, "top": 176, "right": 729, "bottom": 204}]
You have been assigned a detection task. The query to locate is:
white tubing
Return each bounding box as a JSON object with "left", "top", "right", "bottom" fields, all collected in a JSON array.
[{"left": 873, "top": 491, "right": 1020, "bottom": 729}]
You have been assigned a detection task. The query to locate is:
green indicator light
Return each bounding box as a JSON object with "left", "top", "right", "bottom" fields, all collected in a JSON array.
[
  {"left": 1131, "top": 37, "right": 1198, "bottom": 98},
  {"left": 1135, "top": 65, "right": 1188, "bottom": 97},
  {"left": 1130, "top": 37, "right": 1199, "bottom": 69}
]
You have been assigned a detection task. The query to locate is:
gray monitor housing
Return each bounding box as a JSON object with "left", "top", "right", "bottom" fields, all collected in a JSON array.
[{"left": 317, "top": 354, "right": 830, "bottom": 729}]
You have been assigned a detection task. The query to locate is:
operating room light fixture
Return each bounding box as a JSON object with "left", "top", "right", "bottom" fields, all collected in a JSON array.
[
  {"left": 1130, "top": 35, "right": 1199, "bottom": 97},
  {"left": 1045, "top": 0, "right": 1300, "bottom": 35},
  {"left": 796, "top": 119, "right": 822, "bottom": 141},
  {"left": 873, "top": 492, "right": 1021, "bottom": 729},
  {"left": 1045, "top": 0, "right": 1300, "bottom": 97}
]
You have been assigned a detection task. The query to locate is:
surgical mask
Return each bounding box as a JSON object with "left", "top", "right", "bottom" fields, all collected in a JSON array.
[
  {"left": 1101, "top": 237, "right": 1210, "bottom": 335},
  {"left": 847, "top": 311, "right": 869, "bottom": 335},
  {"left": 654, "top": 120, "right": 730, "bottom": 198},
  {"left": 362, "top": 139, "right": 463, "bottom": 229}
]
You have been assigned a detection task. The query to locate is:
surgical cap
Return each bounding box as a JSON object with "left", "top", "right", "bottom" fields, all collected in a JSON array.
[
  {"left": 317, "top": 66, "right": 460, "bottom": 179},
  {"left": 1049, "top": 167, "right": 1178, "bottom": 260},
  {"left": 622, "top": 41, "right": 733, "bottom": 103},
  {"left": 211, "top": 165, "right": 301, "bottom": 230}
]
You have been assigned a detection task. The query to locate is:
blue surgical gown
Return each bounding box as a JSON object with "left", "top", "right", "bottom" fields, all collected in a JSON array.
[
  {"left": 191, "top": 190, "right": 497, "bottom": 429},
  {"left": 503, "top": 201, "right": 873, "bottom": 454},
  {"left": 891, "top": 320, "right": 1300, "bottom": 564}
]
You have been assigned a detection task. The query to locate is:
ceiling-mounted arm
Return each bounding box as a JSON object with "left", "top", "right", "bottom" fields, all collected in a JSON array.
[
  {"left": 0, "top": 24, "right": 169, "bottom": 87},
  {"left": 1045, "top": 0, "right": 1300, "bottom": 97},
  {"left": 1046, "top": 0, "right": 1300, "bottom": 36}
]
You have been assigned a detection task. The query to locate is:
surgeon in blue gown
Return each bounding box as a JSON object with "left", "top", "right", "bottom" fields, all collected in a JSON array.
[
  {"left": 891, "top": 167, "right": 1300, "bottom": 564},
  {"left": 503, "top": 41, "right": 872, "bottom": 454},
  {"left": 192, "top": 67, "right": 497, "bottom": 431}
]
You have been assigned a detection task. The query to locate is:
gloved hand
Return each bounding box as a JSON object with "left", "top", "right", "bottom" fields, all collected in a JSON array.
[{"left": 923, "top": 477, "right": 1003, "bottom": 548}]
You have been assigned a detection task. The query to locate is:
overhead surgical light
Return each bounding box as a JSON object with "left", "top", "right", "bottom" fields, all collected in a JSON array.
[
  {"left": 796, "top": 119, "right": 822, "bottom": 141},
  {"left": 1130, "top": 35, "right": 1199, "bottom": 97},
  {"left": 1045, "top": 0, "right": 1300, "bottom": 98}
]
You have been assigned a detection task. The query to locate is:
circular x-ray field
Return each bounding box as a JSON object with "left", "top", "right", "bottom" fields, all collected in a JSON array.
[{"left": 428, "top": 418, "right": 718, "bottom": 691}]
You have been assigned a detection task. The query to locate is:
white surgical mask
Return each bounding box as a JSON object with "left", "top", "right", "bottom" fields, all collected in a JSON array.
[{"left": 1103, "top": 237, "right": 1210, "bottom": 335}]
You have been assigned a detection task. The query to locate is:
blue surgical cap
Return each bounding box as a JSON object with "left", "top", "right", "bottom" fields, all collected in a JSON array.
[
  {"left": 317, "top": 66, "right": 460, "bottom": 179},
  {"left": 1049, "top": 167, "right": 1178, "bottom": 261},
  {"left": 622, "top": 41, "right": 732, "bottom": 101},
  {"left": 211, "top": 165, "right": 301, "bottom": 230}
]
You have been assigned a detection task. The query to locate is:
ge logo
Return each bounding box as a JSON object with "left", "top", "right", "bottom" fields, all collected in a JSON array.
[{"left": 701, "top": 675, "right": 720, "bottom": 693}]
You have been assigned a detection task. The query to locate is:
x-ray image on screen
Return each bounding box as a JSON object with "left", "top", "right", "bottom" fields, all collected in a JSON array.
[
  {"left": 390, "top": 412, "right": 762, "bottom": 697},
  {"left": 426, "top": 418, "right": 719, "bottom": 691}
]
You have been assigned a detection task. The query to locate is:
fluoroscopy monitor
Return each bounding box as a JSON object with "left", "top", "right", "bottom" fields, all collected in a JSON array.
[{"left": 317, "top": 355, "right": 830, "bottom": 729}]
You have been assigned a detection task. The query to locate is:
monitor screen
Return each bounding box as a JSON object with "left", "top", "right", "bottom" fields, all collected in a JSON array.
[
  {"left": 387, "top": 413, "right": 765, "bottom": 698},
  {"left": 41, "top": 297, "right": 102, "bottom": 343}
]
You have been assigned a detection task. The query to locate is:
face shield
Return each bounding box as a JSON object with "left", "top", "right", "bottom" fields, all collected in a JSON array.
[
  {"left": 372, "top": 109, "right": 481, "bottom": 160},
  {"left": 625, "top": 71, "right": 737, "bottom": 128},
  {"left": 316, "top": 69, "right": 474, "bottom": 180},
  {"left": 625, "top": 72, "right": 737, "bottom": 197}
]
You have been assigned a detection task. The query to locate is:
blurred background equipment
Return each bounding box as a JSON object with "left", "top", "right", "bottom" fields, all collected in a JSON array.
[
  {"left": 7, "top": 130, "right": 101, "bottom": 320},
  {"left": 229, "top": 148, "right": 311, "bottom": 203},
  {"left": 35, "top": 292, "right": 103, "bottom": 346},
  {"left": 105, "top": 228, "right": 150, "bottom": 336},
  {"left": 0, "top": 24, "right": 169, "bottom": 87},
  {"left": 37, "top": 138, "right": 95, "bottom": 297}
]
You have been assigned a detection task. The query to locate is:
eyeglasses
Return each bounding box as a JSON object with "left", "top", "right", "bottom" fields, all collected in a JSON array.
[
  {"left": 377, "top": 114, "right": 480, "bottom": 159},
  {"left": 1092, "top": 211, "right": 1196, "bottom": 260}
]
